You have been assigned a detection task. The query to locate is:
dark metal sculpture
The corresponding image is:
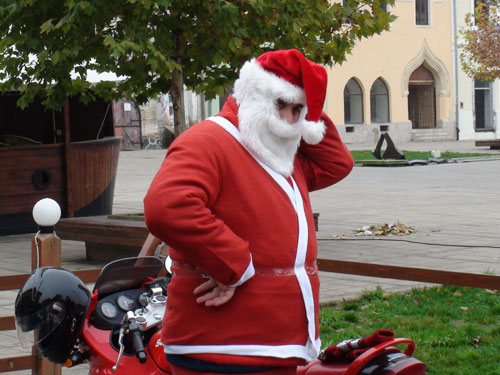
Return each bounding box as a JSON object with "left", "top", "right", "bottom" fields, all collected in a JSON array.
[{"left": 372, "top": 132, "right": 406, "bottom": 160}]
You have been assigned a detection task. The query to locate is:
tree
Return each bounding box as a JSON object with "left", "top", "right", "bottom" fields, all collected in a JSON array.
[
  {"left": 0, "top": 0, "right": 395, "bottom": 136},
  {"left": 459, "top": 1, "right": 500, "bottom": 81}
]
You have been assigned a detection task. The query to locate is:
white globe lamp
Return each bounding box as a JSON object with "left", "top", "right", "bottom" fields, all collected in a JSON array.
[{"left": 32, "top": 198, "right": 61, "bottom": 233}]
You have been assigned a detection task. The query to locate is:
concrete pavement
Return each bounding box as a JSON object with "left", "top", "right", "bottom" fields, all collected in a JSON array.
[{"left": 1, "top": 139, "right": 500, "bottom": 373}]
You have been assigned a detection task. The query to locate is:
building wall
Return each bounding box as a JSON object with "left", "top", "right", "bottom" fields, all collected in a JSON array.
[
  {"left": 326, "top": 0, "right": 456, "bottom": 143},
  {"left": 455, "top": 0, "right": 499, "bottom": 140}
]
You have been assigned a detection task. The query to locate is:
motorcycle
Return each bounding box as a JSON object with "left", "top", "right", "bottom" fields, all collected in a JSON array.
[{"left": 15, "top": 256, "right": 426, "bottom": 375}]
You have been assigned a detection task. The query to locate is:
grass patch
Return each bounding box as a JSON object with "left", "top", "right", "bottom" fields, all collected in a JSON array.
[
  {"left": 320, "top": 285, "right": 500, "bottom": 375},
  {"left": 350, "top": 150, "right": 492, "bottom": 161}
]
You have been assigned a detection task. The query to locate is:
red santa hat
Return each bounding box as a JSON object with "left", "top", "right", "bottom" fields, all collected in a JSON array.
[{"left": 233, "top": 49, "right": 327, "bottom": 145}]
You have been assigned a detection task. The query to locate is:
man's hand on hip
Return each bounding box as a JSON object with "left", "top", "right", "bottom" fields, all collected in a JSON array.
[{"left": 194, "top": 278, "right": 236, "bottom": 307}]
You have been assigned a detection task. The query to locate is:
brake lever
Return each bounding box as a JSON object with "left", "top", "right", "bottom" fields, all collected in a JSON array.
[{"left": 112, "top": 326, "right": 126, "bottom": 371}]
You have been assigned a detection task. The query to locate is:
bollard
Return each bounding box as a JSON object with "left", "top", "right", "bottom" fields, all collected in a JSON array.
[{"left": 31, "top": 198, "right": 62, "bottom": 375}]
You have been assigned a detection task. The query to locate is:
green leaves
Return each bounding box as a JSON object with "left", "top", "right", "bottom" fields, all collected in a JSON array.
[
  {"left": 0, "top": 0, "right": 395, "bottom": 111},
  {"left": 40, "top": 19, "right": 55, "bottom": 34},
  {"left": 228, "top": 37, "right": 243, "bottom": 51},
  {"left": 78, "top": 1, "right": 94, "bottom": 15},
  {"left": 459, "top": 1, "right": 500, "bottom": 81}
]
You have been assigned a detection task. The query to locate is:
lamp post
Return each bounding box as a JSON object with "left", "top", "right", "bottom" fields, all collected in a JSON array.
[{"left": 31, "top": 198, "right": 62, "bottom": 375}]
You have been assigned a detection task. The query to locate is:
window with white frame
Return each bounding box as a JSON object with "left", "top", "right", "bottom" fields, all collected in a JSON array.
[
  {"left": 344, "top": 78, "right": 364, "bottom": 124},
  {"left": 415, "top": 0, "right": 429, "bottom": 25},
  {"left": 474, "top": 80, "right": 494, "bottom": 130}
]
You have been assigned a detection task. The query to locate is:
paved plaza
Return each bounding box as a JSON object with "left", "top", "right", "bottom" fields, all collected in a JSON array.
[{"left": 1, "top": 139, "right": 500, "bottom": 374}]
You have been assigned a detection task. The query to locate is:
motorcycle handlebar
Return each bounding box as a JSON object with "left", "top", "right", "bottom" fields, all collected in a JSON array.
[{"left": 128, "top": 320, "right": 147, "bottom": 364}]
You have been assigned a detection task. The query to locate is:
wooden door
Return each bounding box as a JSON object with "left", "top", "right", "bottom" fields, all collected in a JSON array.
[
  {"left": 408, "top": 85, "right": 436, "bottom": 129},
  {"left": 113, "top": 101, "right": 142, "bottom": 150}
]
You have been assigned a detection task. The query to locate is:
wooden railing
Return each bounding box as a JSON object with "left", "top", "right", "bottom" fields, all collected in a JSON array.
[
  {"left": 121, "top": 234, "right": 500, "bottom": 291},
  {"left": 316, "top": 259, "right": 500, "bottom": 290}
]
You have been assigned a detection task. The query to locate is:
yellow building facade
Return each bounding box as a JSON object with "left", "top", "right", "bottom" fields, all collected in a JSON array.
[{"left": 326, "top": 0, "right": 456, "bottom": 144}]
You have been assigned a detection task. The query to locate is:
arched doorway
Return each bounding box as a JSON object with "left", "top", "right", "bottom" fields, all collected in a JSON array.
[{"left": 408, "top": 65, "right": 436, "bottom": 129}]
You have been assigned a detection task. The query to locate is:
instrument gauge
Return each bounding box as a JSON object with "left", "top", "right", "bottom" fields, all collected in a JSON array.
[
  {"left": 101, "top": 302, "right": 117, "bottom": 319},
  {"left": 117, "top": 294, "right": 135, "bottom": 311}
]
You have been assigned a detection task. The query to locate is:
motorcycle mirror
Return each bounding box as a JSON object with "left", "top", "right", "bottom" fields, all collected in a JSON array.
[{"left": 164, "top": 256, "right": 172, "bottom": 274}]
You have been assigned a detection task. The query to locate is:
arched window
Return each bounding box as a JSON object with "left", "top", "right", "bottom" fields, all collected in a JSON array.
[
  {"left": 370, "top": 78, "right": 389, "bottom": 123},
  {"left": 344, "top": 78, "right": 363, "bottom": 124}
]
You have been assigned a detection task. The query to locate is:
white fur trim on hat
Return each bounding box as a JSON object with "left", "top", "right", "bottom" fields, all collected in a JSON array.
[{"left": 233, "top": 59, "right": 306, "bottom": 106}]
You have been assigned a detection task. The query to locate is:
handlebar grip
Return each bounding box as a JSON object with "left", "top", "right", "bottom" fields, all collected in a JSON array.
[{"left": 130, "top": 326, "right": 147, "bottom": 363}]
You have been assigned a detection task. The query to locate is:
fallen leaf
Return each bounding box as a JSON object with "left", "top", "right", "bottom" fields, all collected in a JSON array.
[
  {"left": 472, "top": 336, "right": 481, "bottom": 348},
  {"left": 353, "top": 221, "right": 415, "bottom": 236}
]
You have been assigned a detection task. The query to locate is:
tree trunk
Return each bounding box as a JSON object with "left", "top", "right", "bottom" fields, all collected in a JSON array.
[
  {"left": 171, "top": 69, "right": 187, "bottom": 137},
  {"left": 218, "top": 85, "right": 233, "bottom": 111}
]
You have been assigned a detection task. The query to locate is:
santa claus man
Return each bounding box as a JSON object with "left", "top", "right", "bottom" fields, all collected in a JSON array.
[{"left": 144, "top": 49, "right": 353, "bottom": 375}]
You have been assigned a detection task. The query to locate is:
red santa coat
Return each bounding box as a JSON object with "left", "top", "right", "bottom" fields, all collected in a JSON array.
[{"left": 144, "top": 96, "right": 353, "bottom": 366}]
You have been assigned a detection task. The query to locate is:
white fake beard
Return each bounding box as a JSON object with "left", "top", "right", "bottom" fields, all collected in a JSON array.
[
  {"left": 239, "top": 102, "right": 304, "bottom": 177},
  {"left": 233, "top": 58, "right": 327, "bottom": 176}
]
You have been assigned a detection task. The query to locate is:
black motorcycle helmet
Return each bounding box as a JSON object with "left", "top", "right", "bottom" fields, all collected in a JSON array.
[{"left": 15, "top": 267, "right": 91, "bottom": 364}]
